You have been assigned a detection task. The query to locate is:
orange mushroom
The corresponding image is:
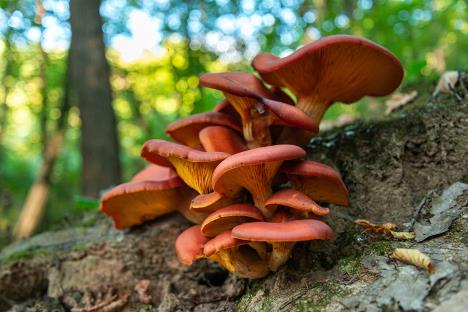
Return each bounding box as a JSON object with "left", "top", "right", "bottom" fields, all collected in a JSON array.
[
  {"left": 281, "top": 160, "right": 349, "bottom": 206},
  {"left": 200, "top": 204, "right": 264, "bottom": 237},
  {"left": 252, "top": 35, "right": 403, "bottom": 145},
  {"left": 265, "top": 188, "right": 330, "bottom": 217},
  {"left": 190, "top": 191, "right": 243, "bottom": 213},
  {"left": 199, "top": 126, "right": 247, "bottom": 154},
  {"left": 212, "top": 145, "right": 306, "bottom": 218},
  {"left": 232, "top": 217, "right": 333, "bottom": 271},
  {"left": 165, "top": 112, "right": 241, "bottom": 148},
  {"left": 175, "top": 225, "right": 210, "bottom": 265},
  {"left": 100, "top": 174, "right": 200, "bottom": 229},
  {"left": 203, "top": 230, "right": 269, "bottom": 278},
  {"left": 141, "top": 139, "right": 229, "bottom": 194},
  {"left": 200, "top": 72, "right": 318, "bottom": 148}
]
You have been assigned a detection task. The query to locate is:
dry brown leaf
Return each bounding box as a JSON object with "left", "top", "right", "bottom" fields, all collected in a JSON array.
[
  {"left": 390, "top": 248, "right": 434, "bottom": 273},
  {"left": 355, "top": 219, "right": 397, "bottom": 235},
  {"left": 390, "top": 231, "right": 416, "bottom": 240},
  {"left": 385, "top": 90, "right": 418, "bottom": 114},
  {"left": 355, "top": 219, "right": 415, "bottom": 240}
]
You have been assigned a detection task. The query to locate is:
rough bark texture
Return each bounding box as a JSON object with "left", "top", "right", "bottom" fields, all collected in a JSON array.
[
  {"left": 70, "top": 0, "right": 121, "bottom": 197},
  {"left": 0, "top": 83, "right": 467, "bottom": 311}
]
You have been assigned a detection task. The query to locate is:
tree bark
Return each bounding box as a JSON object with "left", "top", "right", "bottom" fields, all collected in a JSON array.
[
  {"left": 1, "top": 81, "right": 467, "bottom": 311},
  {"left": 69, "top": 0, "right": 121, "bottom": 197}
]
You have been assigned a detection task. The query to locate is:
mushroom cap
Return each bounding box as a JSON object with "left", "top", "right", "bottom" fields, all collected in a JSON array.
[
  {"left": 130, "top": 164, "right": 178, "bottom": 183},
  {"left": 100, "top": 177, "right": 185, "bottom": 229},
  {"left": 141, "top": 140, "right": 230, "bottom": 194},
  {"left": 200, "top": 72, "right": 272, "bottom": 99},
  {"left": 252, "top": 35, "right": 403, "bottom": 103},
  {"left": 175, "top": 225, "right": 210, "bottom": 265},
  {"left": 232, "top": 219, "right": 333, "bottom": 242},
  {"left": 199, "top": 126, "right": 247, "bottom": 154},
  {"left": 281, "top": 160, "right": 349, "bottom": 206},
  {"left": 203, "top": 230, "right": 249, "bottom": 257},
  {"left": 212, "top": 145, "right": 306, "bottom": 198},
  {"left": 201, "top": 203, "right": 264, "bottom": 237},
  {"left": 141, "top": 139, "right": 229, "bottom": 166},
  {"left": 261, "top": 98, "right": 318, "bottom": 133},
  {"left": 190, "top": 191, "right": 241, "bottom": 213},
  {"left": 265, "top": 189, "right": 330, "bottom": 216},
  {"left": 165, "top": 112, "right": 241, "bottom": 148}
]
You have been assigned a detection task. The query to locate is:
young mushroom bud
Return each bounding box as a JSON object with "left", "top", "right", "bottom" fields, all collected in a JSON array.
[{"left": 175, "top": 225, "right": 210, "bottom": 265}]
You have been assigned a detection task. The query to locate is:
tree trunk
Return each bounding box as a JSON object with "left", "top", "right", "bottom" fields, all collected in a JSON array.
[
  {"left": 13, "top": 51, "right": 72, "bottom": 240},
  {"left": 69, "top": 0, "right": 121, "bottom": 197}
]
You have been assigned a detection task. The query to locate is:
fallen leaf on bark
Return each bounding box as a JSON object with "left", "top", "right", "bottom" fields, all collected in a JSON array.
[
  {"left": 385, "top": 90, "right": 418, "bottom": 114},
  {"left": 390, "top": 248, "right": 434, "bottom": 273},
  {"left": 355, "top": 219, "right": 415, "bottom": 240}
]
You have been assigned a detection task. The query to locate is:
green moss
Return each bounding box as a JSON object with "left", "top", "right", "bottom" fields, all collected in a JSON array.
[
  {"left": 138, "top": 304, "right": 153, "bottom": 311},
  {"left": 236, "top": 282, "right": 263, "bottom": 311},
  {"left": 367, "top": 240, "right": 394, "bottom": 256},
  {"left": 71, "top": 242, "right": 91, "bottom": 252},
  {"left": 294, "top": 282, "right": 351, "bottom": 312},
  {"left": 1, "top": 247, "right": 49, "bottom": 263},
  {"left": 337, "top": 254, "right": 362, "bottom": 274}
]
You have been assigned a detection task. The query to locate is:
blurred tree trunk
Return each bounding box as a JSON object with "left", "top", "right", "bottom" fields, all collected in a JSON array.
[
  {"left": 36, "top": 0, "right": 49, "bottom": 155},
  {"left": 69, "top": 0, "right": 121, "bottom": 197},
  {"left": 13, "top": 49, "right": 72, "bottom": 239},
  {"left": 0, "top": 1, "right": 18, "bottom": 169}
]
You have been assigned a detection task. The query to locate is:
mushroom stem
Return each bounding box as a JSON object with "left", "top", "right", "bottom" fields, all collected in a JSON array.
[
  {"left": 296, "top": 95, "right": 331, "bottom": 125},
  {"left": 252, "top": 188, "right": 273, "bottom": 219},
  {"left": 209, "top": 247, "right": 270, "bottom": 279},
  {"left": 226, "top": 94, "right": 273, "bottom": 148},
  {"left": 269, "top": 242, "right": 295, "bottom": 271},
  {"left": 277, "top": 96, "right": 330, "bottom": 146}
]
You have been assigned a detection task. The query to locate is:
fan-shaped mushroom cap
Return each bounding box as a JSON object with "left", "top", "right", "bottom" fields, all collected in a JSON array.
[
  {"left": 265, "top": 189, "right": 330, "bottom": 216},
  {"left": 175, "top": 225, "right": 210, "bottom": 265},
  {"left": 212, "top": 145, "right": 306, "bottom": 218},
  {"left": 281, "top": 160, "right": 349, "bottom": 206},
  {"left": 100, "top": 177, "right": 193, "bottom": 229},
  {"left": 165, "top": 112, "right": 241, "bottom": 148},
  {"left": 201, "top": 204, "right": 264, "bottom": 237},
  {"left": 131, "top": 164, "right": 178, "bottom": 183},
  {"left": 232, "top": 219, "right": 333, "bottom": 242},
  {"left": 141, "top": 140, "right": 229, "bottom": 194},
  {"left": 190, "top": 191, "right": 242, "bottom": 213},
  {"left": 199, "top": 126, "right": 247, "bottom": 154},
  {"left": 200, "top": 72, "right": 318, "bottom": 147},
  {"left": 252, "top": 35, "right": 403, "bottom": 125}
]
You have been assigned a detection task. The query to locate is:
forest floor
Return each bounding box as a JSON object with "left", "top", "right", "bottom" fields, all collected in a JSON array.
[{"left": 0, "top": 74, "right": 467, "bottom": 312}]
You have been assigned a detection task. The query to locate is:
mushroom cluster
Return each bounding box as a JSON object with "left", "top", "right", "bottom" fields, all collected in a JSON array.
[{"left": 100, "top": 35, "right": 403, "bottom": 279}]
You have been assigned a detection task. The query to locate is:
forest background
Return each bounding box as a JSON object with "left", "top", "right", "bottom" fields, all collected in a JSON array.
[{"left": 0, "top": 0, "right": 466, "bottom": 248}]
